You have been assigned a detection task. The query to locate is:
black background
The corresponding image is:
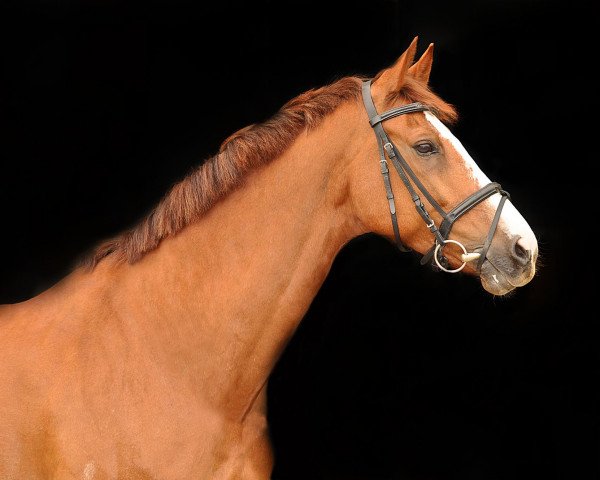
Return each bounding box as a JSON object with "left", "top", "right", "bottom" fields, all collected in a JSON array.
[{"left": 0, "top": 1, "right": 597, "bottom": 479}]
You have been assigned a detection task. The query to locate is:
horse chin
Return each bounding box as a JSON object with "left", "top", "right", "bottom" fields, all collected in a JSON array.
[{"left": 479, "top": 261, "right": 517, "bottom": 296}]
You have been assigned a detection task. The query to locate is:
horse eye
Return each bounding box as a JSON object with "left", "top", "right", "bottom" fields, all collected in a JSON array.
[{"left": 414, "top": 142, "right": 436, "bottom": 155}]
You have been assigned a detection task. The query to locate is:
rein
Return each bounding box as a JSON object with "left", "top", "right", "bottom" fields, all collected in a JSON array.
[{"left": 361, "top": 80, "right": 509, "bottom": 273}]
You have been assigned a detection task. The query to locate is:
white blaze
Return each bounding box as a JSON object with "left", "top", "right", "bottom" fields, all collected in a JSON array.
[{"left": 424, "top": 112, "right": 537, "bottom": 254}]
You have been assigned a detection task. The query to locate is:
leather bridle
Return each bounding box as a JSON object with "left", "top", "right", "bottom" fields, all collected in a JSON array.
[{"left": 362, "top": 80, "right": 509, "bottom": 273}]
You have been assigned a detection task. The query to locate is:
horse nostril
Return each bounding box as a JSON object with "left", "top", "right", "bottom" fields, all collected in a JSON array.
[{"left": 511, "top": 237, "right": 531, "bottom": 266}]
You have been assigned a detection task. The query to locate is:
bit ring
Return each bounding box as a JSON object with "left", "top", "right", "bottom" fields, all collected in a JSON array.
[{"left": 434, "top": 239, "right": 468, "bottom": 273}]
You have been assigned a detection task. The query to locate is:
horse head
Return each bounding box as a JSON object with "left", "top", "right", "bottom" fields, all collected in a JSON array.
[{"left": 348, "top": 38, "right": 537, "bottom": 295}]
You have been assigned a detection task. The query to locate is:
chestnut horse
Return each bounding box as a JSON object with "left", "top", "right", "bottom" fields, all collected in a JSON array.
[{"left": 0, "top": 38, "right": 537, "bottom": 479}]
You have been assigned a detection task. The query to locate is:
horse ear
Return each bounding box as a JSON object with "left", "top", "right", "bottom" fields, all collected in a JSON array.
[
  {"left": 408, "top": 43, "right": 434, "bottom": 84},
  {"left": 375, "top": 36, "right": 419, "bottom": 94}
]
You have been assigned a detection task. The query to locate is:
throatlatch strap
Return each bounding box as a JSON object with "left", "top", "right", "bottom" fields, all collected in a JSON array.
[
  {"left": 377, "top": 134, "right": 409, "bottom": 251},
  {"left": 362, "top": 80, "right": 409, "bottom": 251}
]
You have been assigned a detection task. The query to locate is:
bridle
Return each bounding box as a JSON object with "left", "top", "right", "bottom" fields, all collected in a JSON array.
[{"left": 362, "top": 79, "right": 510, "bottom": 273}]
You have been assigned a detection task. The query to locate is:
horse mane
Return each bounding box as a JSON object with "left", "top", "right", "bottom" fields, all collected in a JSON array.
[{"left": 85, "top": 74, "right": 456, "bottom": 268}]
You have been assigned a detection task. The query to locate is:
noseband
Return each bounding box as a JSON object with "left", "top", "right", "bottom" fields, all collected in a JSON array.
[{"left": 362, "top": 80, "right": 509, "bottom": 273}]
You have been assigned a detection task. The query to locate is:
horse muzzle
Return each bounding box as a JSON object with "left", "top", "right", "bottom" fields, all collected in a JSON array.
[{"left": 478, "top": 236, "right": 538, "bottom": 295}]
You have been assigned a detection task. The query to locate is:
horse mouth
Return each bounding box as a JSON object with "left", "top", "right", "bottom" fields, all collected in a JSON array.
[{"left": 479, "top": 259, "right": 518, "bottom": 296}]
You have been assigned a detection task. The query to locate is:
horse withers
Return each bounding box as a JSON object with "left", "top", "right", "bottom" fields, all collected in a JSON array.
[{"left": 0, "top": 38, "right": 537, "bottom": 479}]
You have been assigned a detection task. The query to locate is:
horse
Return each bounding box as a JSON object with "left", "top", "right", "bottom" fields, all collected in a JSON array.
[{"left": 0, "top": 37, "right": 537, "bottom": 479}]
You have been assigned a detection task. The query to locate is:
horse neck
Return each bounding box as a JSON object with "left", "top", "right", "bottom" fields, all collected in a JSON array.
[{"left": 108, "top": 101, "right": 364, "bottom": 418}]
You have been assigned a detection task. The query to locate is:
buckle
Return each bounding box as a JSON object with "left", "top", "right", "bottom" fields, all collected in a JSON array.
[{"left": 383, "top": 142, "right": 396, "bottom": 158}]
